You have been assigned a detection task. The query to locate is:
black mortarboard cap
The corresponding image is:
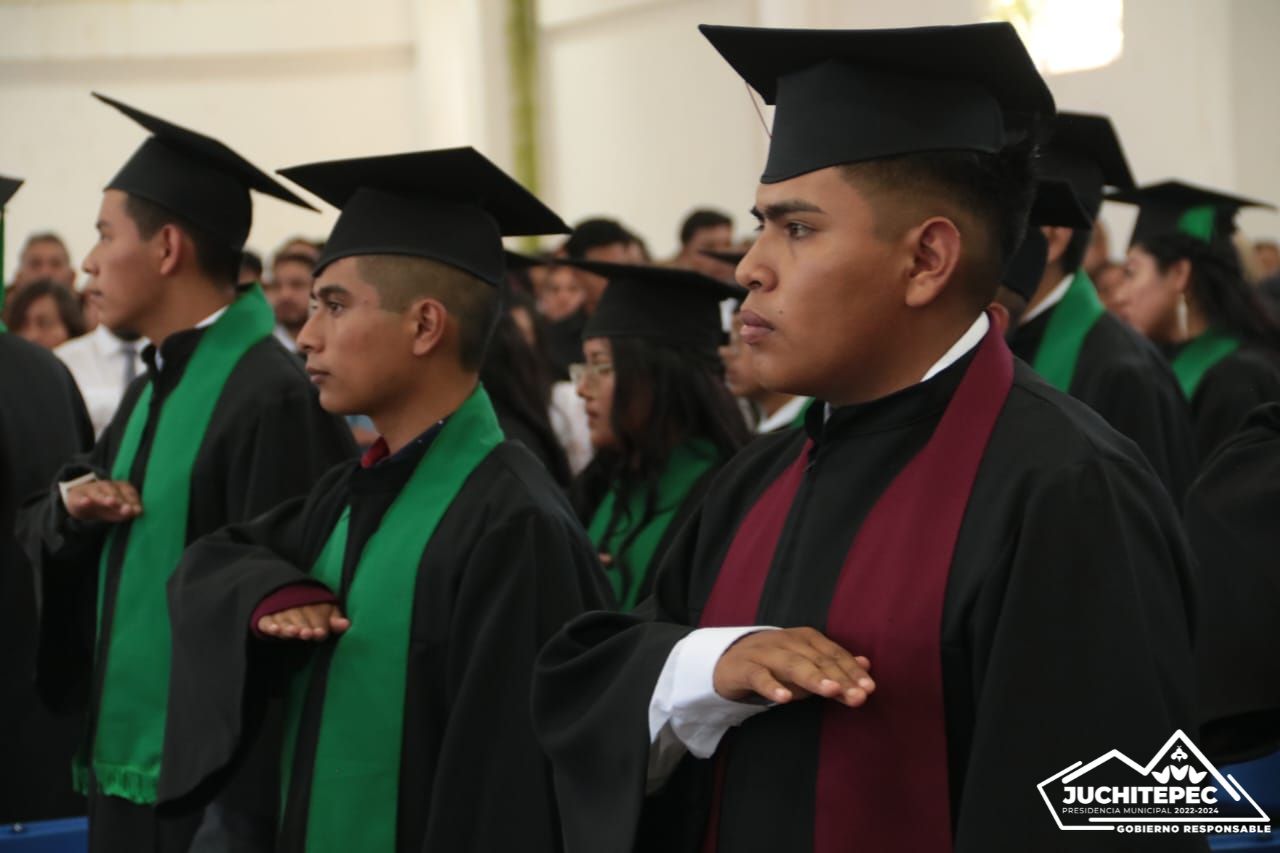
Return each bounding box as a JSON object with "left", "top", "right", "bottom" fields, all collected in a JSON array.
[
  {"left": 94, "top": 93, "right": 314, "bottom": 252},
  {"left": 1002, "top": 179, "right": 1092, "bottom": 301},
  {"left": 1041, "top": 112, "right": 1134, "bottom": 220},
  {"left": 0, "top": 175, "right": 21, "bottom": 209},
  {"left": 0, "top": 175, "right": 21, "bottom": 302},
  {"left": 503, "top": 249, "right": 553, "bottom": 271},
  {"left": 279, "top": 148, "right": 569, "bottom": 287},
  {"left": 699, "top": 23, "right": 1054, "bottom": 183},
  {"left": 1106, "top": 181, "right": 1275, "bottom": 247},
  {"left": 564, "top": 260, "right": 745, "bottom": 353}
]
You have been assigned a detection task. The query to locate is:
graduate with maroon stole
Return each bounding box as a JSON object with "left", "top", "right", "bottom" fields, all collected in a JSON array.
[{"left": 534, "top": 23, "right": 1203, "bottom": 853}]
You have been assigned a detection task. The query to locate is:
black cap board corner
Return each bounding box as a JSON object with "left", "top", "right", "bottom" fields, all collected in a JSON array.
[
  {"left": 562, "top": 259, "right": 744, "bottom": 353},
  {"left": 1106, "top": 180, "right": 1275, "bottom": 246},
  {"left": 699, "top": 22, "right": 1054, "bottom": 183},
  {"left": 1001, "top": 178, "right": 1091, "bottom": 301},
  {"left": 94, "top": 92, "right": 315, "bottom": 251},
  {"left": 1041, "top": 111, "right": 1134, "bottom": 220},
  {"left": 0, "top": 175, "right": 22, "bottom": 209},
  {"left": 279, "top": 147, "right": 569, "bottom": 287}
]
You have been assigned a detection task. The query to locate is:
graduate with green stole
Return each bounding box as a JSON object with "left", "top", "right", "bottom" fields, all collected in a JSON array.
[
  {"left": 1108, "top": 180, "right": 1280, "bottom": 461},
  {"left": 562, "top": 260, "right": 751, "bottom": 610},
  {"left": 15, "top": 94, "right": 357, "bottom": 853},
  {"left": 158, "top": 148, "right": 608, "bottom": 853},
  {"left": 1007, "top": 113, "right": 1198, "bottom": 501}
]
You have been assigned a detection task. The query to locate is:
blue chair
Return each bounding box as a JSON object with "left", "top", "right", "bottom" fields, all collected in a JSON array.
[
  {"left": 1210, "top": 751, "right": 1280, "bottom": 850},
  {"left": 0, "top": 818, "right": 87, "bottom": 852}
]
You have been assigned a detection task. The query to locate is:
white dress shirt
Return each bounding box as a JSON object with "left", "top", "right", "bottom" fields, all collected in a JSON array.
[
  {"left": 1019, "top": 273, "right": 1074, "bottom": 325},
  {"left": 54, "top": 325, "right": 148, "bottom": 437},
  {"left": 647, "top": 313, "right": 991, "bottom": 785},
  {"left": 755, "top": 395, "right": 811, "bottom": 434}
]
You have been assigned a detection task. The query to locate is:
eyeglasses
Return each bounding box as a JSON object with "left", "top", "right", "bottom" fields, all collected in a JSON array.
[{"left": 569, "top": 362, "right": 614, "bottom": 386}]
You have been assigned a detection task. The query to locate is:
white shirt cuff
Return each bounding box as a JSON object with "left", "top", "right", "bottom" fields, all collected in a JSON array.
[
  {"left": 58, "top": 472, "right": 99, "bottom": 512},
  {"left": 648, "top": 626, "right": 779, "bottom": 763}
]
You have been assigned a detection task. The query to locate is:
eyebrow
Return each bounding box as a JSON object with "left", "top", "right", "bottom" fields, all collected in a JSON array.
[
  {"left": 95, "top": 220, "right": 109, "bottom": 232},
  {"left": 312, "top": 283, "right": 351, "bottom": 301},
  {"left": 750, "top": 199, "right": 826, "bottom": 222}
]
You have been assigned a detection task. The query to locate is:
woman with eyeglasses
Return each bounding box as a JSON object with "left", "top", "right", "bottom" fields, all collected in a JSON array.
[
  {"left": 566, "top": 260, "right": 750, "bottom": 610},
  {"left": 1109, "top": 182, "right": 1280, "bottom": 461}
]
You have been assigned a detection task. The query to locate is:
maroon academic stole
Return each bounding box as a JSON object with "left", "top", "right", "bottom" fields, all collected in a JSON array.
[{"left": 698, "top": 318, "right": 1013, "bottom": 853}]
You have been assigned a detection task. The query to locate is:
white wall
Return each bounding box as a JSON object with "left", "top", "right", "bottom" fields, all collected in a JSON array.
[{"left": 2, "top": 0, "right": 1277, "bottom": 281}]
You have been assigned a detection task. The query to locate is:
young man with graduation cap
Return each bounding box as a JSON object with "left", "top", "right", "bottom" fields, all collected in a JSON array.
[
  {"left": 16, "top": 95, "right": 357, "bottom": 853},
  {"left": 563, "top": 259, "right": 750, "bottom": 610},
  {"left": 0, "top": 175, "right": 96, "bottom": 825},
  {"left": 1109, "top": 180, "right": 1280, "bottom": 461},
  {"left": 534, "top": 23, "right": 1203, "bottom": 853},
  {"left": 157, "top": 147, "right": 608, "bottom": 853},
  {"left": 1008, "top": 112, "right": 1198, "bottom": 501}
]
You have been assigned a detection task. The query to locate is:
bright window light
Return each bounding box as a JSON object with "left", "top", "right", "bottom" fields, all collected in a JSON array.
[{"left": 990, "top": 0, "right": 1124, "bottom": 75}]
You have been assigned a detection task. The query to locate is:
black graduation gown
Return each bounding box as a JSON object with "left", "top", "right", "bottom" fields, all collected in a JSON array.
[
  {"left": 1182, "top": 346, "right": 1280, "bottom": 463},
  {"left": 14, "top": 326, "right": 356, "bottom": 847},
  {"left": 1183, "top": 402, "right": 1280, "bottom": 763},
  {"left": 0, "top": 334, "right": 94, "bottom": 823},
  {"left": 534, "top": 352, "right": 1204, "bottom": 853},
  {"left": 158, "top": 438, "right": 609, "bottom": 852},
  {"left": 1011, "top": 305, "right": 1198, "bottom": 502}
]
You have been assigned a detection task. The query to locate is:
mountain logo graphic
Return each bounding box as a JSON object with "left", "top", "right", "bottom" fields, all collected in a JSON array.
[{"left": 1037, "top": 730, "right": 1272, "bottom": 834}]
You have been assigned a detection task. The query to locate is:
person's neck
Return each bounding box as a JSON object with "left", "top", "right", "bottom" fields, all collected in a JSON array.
[
  {"left": 1023, "top": 263, "right": 1068, "bottom": 319},
  {"left": 752, "top": 389, "right": 797, "bottom": 419},
  {"left": 824, "top": 310, "right": 979, "bottom": 407},
  {"left": 370, "top": 372, "right": 477, "bottom": 456},
  {"left": 139, "top": 277, "right": 236, "bottom": 348}
]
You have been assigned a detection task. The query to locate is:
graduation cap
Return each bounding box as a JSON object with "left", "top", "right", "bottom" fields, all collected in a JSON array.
[
  {"left": 94, "top": 93, "right": 314, "bottom": 251},
  {"left": 560, "top": 259, "right": 745, "bottom": 353},
  {"left": 699, "top": 23, "right": 1055, "bottom": 183},
  {"left": 0, "top": 175, "right": 22, "bottom": 323},
  {"left": 1106, "top": 181, "right": 1275, "bottom": 247},
  {"left": 1040, "top": 112, "right": 1134, "bottom": 221},
  {"left": 279, "top": 148, "right": 569, "bottom": 286},
  {"left": 1002, "top": 179, "right": 1092, "bottom": 302},
  {"left": 503, "top": 249, "right": 554, "bottom": 271}
]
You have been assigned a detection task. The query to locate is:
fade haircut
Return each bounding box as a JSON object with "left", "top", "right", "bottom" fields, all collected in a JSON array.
[
  {"left": 355, "top": 254, "right": 498, "bottom": 371},
  {"left": 124, "top": 194, "right": 241, "bottom": 286},
  {"left": 839, "top": 137, "right": 1038, "bottom": 308}
]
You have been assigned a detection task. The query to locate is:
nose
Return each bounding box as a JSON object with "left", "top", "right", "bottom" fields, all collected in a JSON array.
[
  {"left": 82, "top": 248, "right": 98, "bottom": 276},
  {"left": 296, "top": 311, "right": 321, "bottom": 354},
  {"left": 735, "top": 241, "right": 774, "bottom": 293}
]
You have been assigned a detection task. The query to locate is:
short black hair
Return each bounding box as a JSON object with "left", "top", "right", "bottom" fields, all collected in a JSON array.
[
  {"left": 240, "top": 249, "right": 263, "bottom": 278},
  {"left": 124, "top": 194, "right": 241, "bottom": 286},
  {"left": 563, "top": 218, "right": 637, "bottom": 259},
  {"left": 355, "top": 255, "right": 497, "bottom": 371},
  {"left": 841, "top": 135, "right": 1039, "bottom": 307},
  {"left": 679, "top": 209, "right": 733, "bottom": 246}
]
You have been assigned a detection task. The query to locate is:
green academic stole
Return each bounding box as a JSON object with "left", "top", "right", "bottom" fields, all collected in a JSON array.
[
  {"left": 1172, "top": 329, "right": 1241, "bottom": 399},
  {"left": 1031, "top": 268, "right": 1107, "bottom": 392},
  {"left": 83, "top": 286, "right": 274, "bottom": 803},
  {"left": 587, "top": 438, "right": 720, "bottom": 610},
  {"left": 282, "top": 385, "right": 503, "bottom": 853}
]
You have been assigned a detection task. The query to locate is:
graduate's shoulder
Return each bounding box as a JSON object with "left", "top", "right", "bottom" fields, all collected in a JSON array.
[
  {"left": 0, "top": 331, "right": 80, "bottom": 389},
  {"left": 1081, "top": 312, "right": 1180, "bottom": 379},
  {"left": 1004, "top": 361, "right": 1157, "bottom": 475},
  {"left": 464, "top": 440, "right": 584, "bottom": 528},
  {"left": 219, "top": 336, "right": 317, "bottom": 407},
  {"left": 1200, "top": 345, "right": 1280, "bottom": 394}
]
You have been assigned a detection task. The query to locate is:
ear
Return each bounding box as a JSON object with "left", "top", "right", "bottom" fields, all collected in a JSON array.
[
  {"left": 987, "top": 301, "right": 1011, "bottom": 334},
  {"left": 1042, "top": 226, "right": 1074, "bottom": 269},
  {"left": 408, "top": 297, "right": 449, "bottom": 358},
  {"left": 904, "top": 217, "right": 963, "bottom": 308},
  {"left": 155, "top": 224, "right": 185, "bottom": 277}
]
